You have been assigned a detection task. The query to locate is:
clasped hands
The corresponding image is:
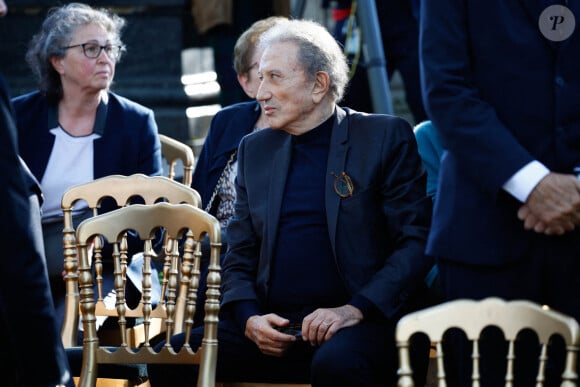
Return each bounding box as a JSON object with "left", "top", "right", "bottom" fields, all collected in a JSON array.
[
  {"left": 244, "top": 304, "right": 362, "bottom": 357},
  {"left": 517, "top": 172, "right": 580, "bottom": 235}
]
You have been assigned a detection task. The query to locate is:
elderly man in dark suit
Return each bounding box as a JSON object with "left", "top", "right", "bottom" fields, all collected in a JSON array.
[
  {"left": 421, "top": 0, "right": 580, "bottom": 384},
  {"left": 0, "top": 3, "right": 71, "bottom": 385},
  {"left": 149, "top": 18, "right": 432, "bottom": 387}
]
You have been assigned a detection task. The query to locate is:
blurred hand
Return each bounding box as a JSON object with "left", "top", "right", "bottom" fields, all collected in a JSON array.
[
  {"left": 302, "top": 304, "right": 362, "bottom": 346},
  {"left": 517, "top": 172, "right": 580, "bottom": 235},
  {"left": 245, "top": 313, "right": 297, "bottom": 357}
]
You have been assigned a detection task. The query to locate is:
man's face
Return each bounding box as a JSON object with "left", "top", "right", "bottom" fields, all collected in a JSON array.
[{"left": 256, "top": 41, "right": 317, "bottom": 134}]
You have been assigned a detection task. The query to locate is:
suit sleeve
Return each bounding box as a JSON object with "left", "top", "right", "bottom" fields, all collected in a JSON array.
[
  {"left": 354, "top": 116, "right": 433, "bottom": 319},
  {"left": 0, "top": 76, "right": 71, "bottom": 386},
  {"left": 420, "top": 0, "right": 534, "bottom": 194},
  {"left": 220, "top": 137, "right": 263, "bottom": 308}
]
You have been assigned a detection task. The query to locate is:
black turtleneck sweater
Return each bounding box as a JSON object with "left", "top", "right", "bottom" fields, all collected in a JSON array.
[{"left": 266, "top": 116, "right": 349, "bottom": 322}]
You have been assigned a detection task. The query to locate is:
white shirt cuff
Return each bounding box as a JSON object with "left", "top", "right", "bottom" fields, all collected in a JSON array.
[{"left": 502, "top": 161, "right": 550, "bottom": 203}]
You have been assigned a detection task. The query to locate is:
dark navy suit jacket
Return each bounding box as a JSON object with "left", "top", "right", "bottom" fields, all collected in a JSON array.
[
  {"left": 0, "top": 76, "right": 71, "bottom": 385},
  {"left": 421, "top": 0, "right": 580, "bottom": 265},
  {"left": 12, "top": 90, "right": 163, "bottom": 184},
  {"left": 222, "top": 106, "right": 433, "bottom": 320},
  {"left": 192, "top": 100, "right": 261, "bottom": 212},
  {"left": 11, "top": 89, "right": 163, "bottom": 312}
]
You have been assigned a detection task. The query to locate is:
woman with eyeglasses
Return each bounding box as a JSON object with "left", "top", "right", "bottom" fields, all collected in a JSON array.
[{"left": 11, "top": 2, "right": 162, "bottom": 329}]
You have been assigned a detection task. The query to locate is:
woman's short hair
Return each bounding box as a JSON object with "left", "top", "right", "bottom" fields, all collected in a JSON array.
[
  {"left": 25, "top": 2, "right": 126, "bottom": 102},
  {"left": 233, "top": 16, "right": 288, "bottom": 76}
]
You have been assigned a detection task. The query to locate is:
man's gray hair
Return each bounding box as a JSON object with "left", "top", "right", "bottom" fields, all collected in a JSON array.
[{"left": 259, "top": 19, "right": 349, "bottom": 102}]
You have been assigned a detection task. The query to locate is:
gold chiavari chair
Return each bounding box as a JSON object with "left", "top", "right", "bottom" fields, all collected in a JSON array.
[
  {"left": 396, "top": 297, "right": 580, "bottom": 387},
  {"left": 160, "top": 134, "right": 195, "bottom": 186},
  {"left": 75, "top": 202, "right": 221, "bottom": 387},
  {"left": 61, "top": 174, "right": 201, "bottom": 348}
]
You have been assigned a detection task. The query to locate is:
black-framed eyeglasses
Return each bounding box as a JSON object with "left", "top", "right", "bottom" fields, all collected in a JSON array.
[
  {"left": 331, "top": 171, "right": 354, "bottom": 198},
  {"left": 62, "top": 42, "right": 124, "bottom": 60}
]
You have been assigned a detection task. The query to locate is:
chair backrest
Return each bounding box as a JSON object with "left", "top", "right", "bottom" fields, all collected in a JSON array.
[
  {"left": 396, "top": 297, "right": 580, "bottom": 386},
  {"left": 75, "top": 202, "right": 221, "bottom": 387},
  {"left": 61, "top": 174, "right": 202, "bottom": 347},
  {"left": 160, "top": 134, "right": 195, "bottom": 186}
]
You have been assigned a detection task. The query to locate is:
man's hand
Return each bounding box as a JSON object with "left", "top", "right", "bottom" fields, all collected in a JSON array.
[
  {"left": 517, "top": 172, "right": 580, "bottom": 235},
  {"left": 302, "top": 304, "right": 362, "bottom": 346},
  {"left": 244, "top": 314, "right": 298, "bottom": 357}
]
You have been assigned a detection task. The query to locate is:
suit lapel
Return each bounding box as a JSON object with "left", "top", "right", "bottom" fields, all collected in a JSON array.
[
  {"left": 325, "top": 107, "right": 349, "bottom": 257},
  {"left": 266, "top": 134, "right": 292, "bottom": 260}
]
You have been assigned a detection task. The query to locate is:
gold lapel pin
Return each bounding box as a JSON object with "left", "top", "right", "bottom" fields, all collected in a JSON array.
[{"left": 331, "top": 171, "right": 354, "bottom": 198}]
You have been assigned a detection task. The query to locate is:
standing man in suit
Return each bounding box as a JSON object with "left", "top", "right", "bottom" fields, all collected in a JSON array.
[
  {"left": 421, "top": 0, "right": 580, "bottom": 384},
  {"left": 149, "top": 18, "right": 432, "bottom": 386},
  {"left": 0, "top": 2, "right": 72, "bottom": 385}
]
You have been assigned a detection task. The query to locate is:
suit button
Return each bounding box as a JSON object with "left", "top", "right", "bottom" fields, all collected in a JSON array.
[{"left": 555, "top": 76, "right": 565, "bottom": 87}]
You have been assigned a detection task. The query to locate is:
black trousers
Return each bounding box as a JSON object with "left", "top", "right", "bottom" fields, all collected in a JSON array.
[{"left": 147, "top": 316, "right": 413, "bottom": 387}]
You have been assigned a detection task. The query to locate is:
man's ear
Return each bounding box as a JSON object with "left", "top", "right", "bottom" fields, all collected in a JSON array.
[{"left": 312, "top": 71, "right": 330, "bottom": 103}]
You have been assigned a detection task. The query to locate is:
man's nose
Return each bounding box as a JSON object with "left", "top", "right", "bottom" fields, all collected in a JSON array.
[{"left": 256, "top": 82, "right": 269, "bottom": 101}]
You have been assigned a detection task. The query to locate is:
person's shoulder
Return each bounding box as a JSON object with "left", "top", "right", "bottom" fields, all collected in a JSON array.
[
  {"left": 210, "top": 100, "right": 260, "bottom": 129},
  {"left": 11, "top": 91, "right": 47, "bottom": 124},
  {"left": 11, "top": 90, "right": 44, "bottom": 109},
  {"left": 213, "top": 100, "right": 259, "bottom": 123},
  {"left": 414, "top": 120, "right": 435, "bottom": 136},
  {"left": 342, "top": 106, "right": 412, "bottom": 132},
  {"left": 241, "top": 126, "right": 284, "bottom": 148},
  {"left": 414, "top": 120, "right": 443, "bottom": 146},
  {"left": 218, "top": 100, "right": 258, "bottom": 115}
]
